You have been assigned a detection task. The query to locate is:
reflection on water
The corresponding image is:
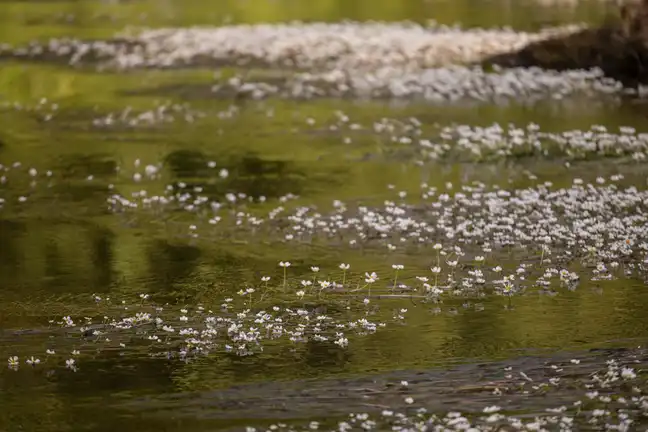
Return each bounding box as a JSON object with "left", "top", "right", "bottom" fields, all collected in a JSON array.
[
  {"left": 0, "top": 220, "right": 114, "bottom": 296},
  {"left": 164, "top": 150, "right": 305, "bottom": 200},
  {"left": 146, "top": 239, "right": 202, "bottom": 299},
  {"left": 0, "top": 220, "right": 24, "bottom": 280}
]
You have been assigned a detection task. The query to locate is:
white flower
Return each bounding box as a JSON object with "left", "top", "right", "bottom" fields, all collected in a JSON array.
[
  {"left": 279, "top": 261, "right": 291, "bottom": 268},
  {"left": 7, "top": 356, "right": 19, "bottom": 367},
  {"left": 301, "top": 280, "right": 312, "bottom": 287},
  {"left": 261, "top": 276, "right": 271, "bottom": 282},
  {"left": 364, "top": 272, "right": 378, "bottom": 283},
  {"left": 339, "top": 263, "right": 350, "bottom": 270},
  {"left": 71, "top": 350, "right": 80, "bottom": 356},
  {"left": 318, "top": 280, "right": 331, "bottom": 289},
  {"left": 431, "top": 266, "right": 441, "bottom": 274},
  {"left": 585, "top": 391, "right": 599, "bottom": 399},
  {"left": 296, "top": 290, "right": 305, "bottom": 299},
  {"left": 483, "top": 405, "right": 501, "bottom": 413},
  {"left": 392, "top": 264, "right": 404, "bottom": 270},
  {"left": 475, "top": 256, "right": 485, "bottom": 262},
  {"left": 26, "top": 356, "right": 40, "bottom": 366},
  {"left": 334, "top": 335, "right": 348, "bottom": 348},
  {"left": 310, "top": 266, "right": 320, "bottom": 272},
  {"left": 66, "top": 359, "right": 76, "bottom": 369},
  {"left": 404, "top": 397, "right": 414, "bottom": 404},
  {"left": 433, "top": 243, "right": 443, "bottom": 250},
  {"left": 621, "top": 367, "right": 637, "bottom": 380},
  {"left": 46, "top": 349, "right": 55, "bottom": 355}
]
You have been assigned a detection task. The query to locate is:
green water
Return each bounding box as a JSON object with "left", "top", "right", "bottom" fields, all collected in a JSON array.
[{"left": 1, "top": 1, "right": 648, "bottom": 431}]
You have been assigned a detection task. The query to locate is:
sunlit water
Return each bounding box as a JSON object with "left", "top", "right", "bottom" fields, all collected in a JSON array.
[{"left": 1, "top": 1, "right": 648, "bottom": 431}]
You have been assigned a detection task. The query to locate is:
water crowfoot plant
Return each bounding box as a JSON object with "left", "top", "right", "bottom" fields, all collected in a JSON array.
[
  {"left": 339, "top": 263, "right": 350, "bottom": 287},
  {"left": 25, "top": 356, "right": 40, "bottom": 366},
  {"left": 391, "top": 264, "right": 404, "bottom": 292},
  {"left": 257, "top": 276, "right": 272, "bottom": 303},
  {"left": 430, "top": 265, "right": 441, "bottom": 292},
  {"left": 279, "top": 261, "right": 291, "bottom": 292}
]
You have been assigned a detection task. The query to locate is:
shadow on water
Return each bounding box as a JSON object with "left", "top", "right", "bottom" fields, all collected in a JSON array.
[
  {"left": 302, "top": 340, "right": 353, "bottom": 369},
  {"left": 165, "top": 150, "right": 308, "bottom": 200},
  {"left": 54, "top": 355, "right": 177, "bottom": 398},
  {"left": 58, "top": 154, "right": 118, "bottom": 180}
]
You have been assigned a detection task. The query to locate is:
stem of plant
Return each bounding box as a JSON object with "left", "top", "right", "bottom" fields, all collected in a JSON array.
[
  {"left": 259, "top": 280, "right": 269, "bottom": 303},
  {"left": 283, "top": 267, "right": 287, "bottom": 292}
]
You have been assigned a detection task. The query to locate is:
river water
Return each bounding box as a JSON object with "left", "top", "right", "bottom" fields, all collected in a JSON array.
[{"left": 1, "top": 1, "right": 648, "bottom": 431}]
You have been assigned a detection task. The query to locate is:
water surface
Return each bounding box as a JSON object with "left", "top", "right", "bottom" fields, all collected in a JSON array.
[{"left": 1, "top": 1, "right": 647, "bottom": 431}]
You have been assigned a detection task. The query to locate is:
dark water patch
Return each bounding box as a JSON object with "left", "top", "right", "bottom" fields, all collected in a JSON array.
[
  {"left": 164, "top": 151, "right": 327, "bottom": 201},
  {"left": 117, "top": 344, "right": 648, "bottom": 424},
  {"left": 57, "top": 154, "right": 118, "bottom": 179},
  {"left": 0, "top": 218, "right": 115, "bottom": 296}
]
